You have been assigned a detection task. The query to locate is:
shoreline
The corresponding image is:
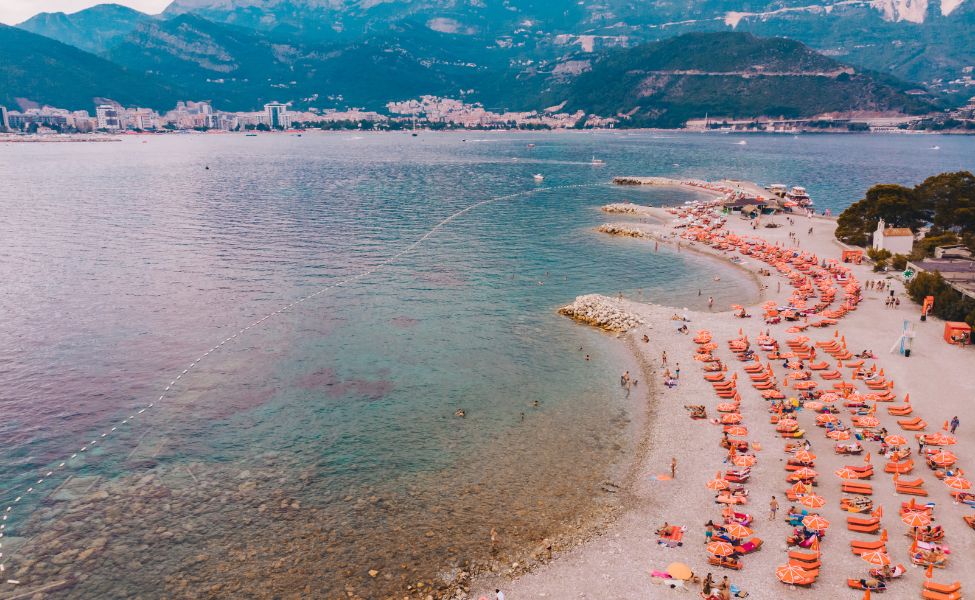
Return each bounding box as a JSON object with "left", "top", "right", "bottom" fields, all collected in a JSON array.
[{"left": 474, "top": 178, "right": 975, "bottom": 599}]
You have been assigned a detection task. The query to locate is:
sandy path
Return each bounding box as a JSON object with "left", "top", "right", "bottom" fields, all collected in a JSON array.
[{"left": 474, "top": 195, "right": 975, "bottom": 599}]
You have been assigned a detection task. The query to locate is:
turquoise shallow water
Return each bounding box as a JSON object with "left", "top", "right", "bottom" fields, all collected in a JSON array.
[{"left": 0, "top": 131, "right": 972, "bottom": 597}]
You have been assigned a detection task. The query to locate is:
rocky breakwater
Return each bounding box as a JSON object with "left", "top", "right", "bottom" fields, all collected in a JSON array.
[
  {"left": 600, "top": 203, "right": 653, "bottom": 215},
  {"left": 558, "top": 295, "right": 645, "bottom": 332},
  {"left": 596, "top": 223, "right": 652, "bottom": 239}
]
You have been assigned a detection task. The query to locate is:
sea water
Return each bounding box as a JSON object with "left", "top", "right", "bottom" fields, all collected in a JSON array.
[{"left": 0, "top": 131, "right": 972, "bottom": 597}]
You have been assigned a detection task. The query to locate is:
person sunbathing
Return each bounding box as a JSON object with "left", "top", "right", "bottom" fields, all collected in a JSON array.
[
  {"left": 655, "top": 522, "right": 674, "bottom": 537},
  {"left": 857, "top": 578, "right": 886, "bottom": 591}
]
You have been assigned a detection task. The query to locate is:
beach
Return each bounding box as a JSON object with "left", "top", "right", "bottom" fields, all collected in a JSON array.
[{"left": 475, "top": 182, "right": 975, "bottom": 599}]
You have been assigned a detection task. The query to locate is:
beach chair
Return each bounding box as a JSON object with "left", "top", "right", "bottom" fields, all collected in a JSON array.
[
  {"left": 898, "top": 417, "right": 927, "bottom": 431},
  {"left": 734, "top": 537, "right": 763, "bottom": 554},
  {"left": 922, "top": 581, "right": 962, "bottom": 600},
  {"left": 842, "top": 482, "right": 873, "bottom": 495},
  {"left": 788, "top": 550, "right": 819, "bottom": 564},
  {"left": 888, "top": 404, "right": 913, "bottom": 416},
  {"left": 850, "top": 540, "right": 886, "bottom": 555},
  {"left": 896, "top": 485, "right": 928, "bottom": 496},
  {"left": 707, "top": 555, "right": 742, "bottom": 570},
  {"left": 964, "top": 515, "right": 975, "bottom": 530},
  {"left": 847, "top": 516, "right": 880, "bottom": 533},
  {"left": 808, "top": 361, "right": 829, "bottom": 370},
  {"left": 885, "top": 459, "right": 914, "bottom": 474}
]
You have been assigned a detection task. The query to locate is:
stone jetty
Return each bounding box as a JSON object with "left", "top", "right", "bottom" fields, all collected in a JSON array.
[
  {"left": 558, "top": 295, "right": 645, "bottom": 332},
  {"left": 600, "top": 203, "right": 652, "bottom": 215},
  {"left": 596, "top": 223, "right": 651, "bottom": 238}
]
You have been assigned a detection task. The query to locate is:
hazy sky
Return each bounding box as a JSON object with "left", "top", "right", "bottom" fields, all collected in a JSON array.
[{"left": 0, "top": 0, "right": 172, "bottom": 25}]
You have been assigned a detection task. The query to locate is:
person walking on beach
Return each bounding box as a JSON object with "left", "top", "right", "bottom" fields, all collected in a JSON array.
[
  {"left": 769, "top": 496, "right": 779, "bottom": 521},
  {"left": 951, "top": 416, "right": 960, "bottom": 434},
  {"left": 662, "top": 350, "right": 668, "bottom": 365},
  {"left": 708, "top": 296, "right": 714, "bottom": 310},
  {"left": 675, "top": 363, "right": 680, "bottom": 379},
  {"left": 671, "top": 457, "right": 677, "bottom": 479}
]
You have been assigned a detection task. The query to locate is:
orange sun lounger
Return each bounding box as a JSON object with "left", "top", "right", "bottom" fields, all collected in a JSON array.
[{"left": 898, "top": 417, "right": 927, "bottom": 431}]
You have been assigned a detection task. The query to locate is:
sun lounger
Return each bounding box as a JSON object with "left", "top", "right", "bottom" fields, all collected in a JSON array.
[
  {"left": 809, "top": 361, "right": 829, "bottom": 370},
  {"left": 898, "top": 417, "right": 927, "bottom": 431},
  {"left": 842, "top": 482, "right": 873, "bottom": 495},
  {"left": 788, "top": 550, "right": 819, "bottom": 564},
  {"left": 843, "top": 359, "right": 864, "bottom": 367},
  {"left": 885, "top": 460, "right": 914, "bottom": 474},
  {"left": 897, "top": 485, "right": 928, "bottom": 496},
  {"left": 964, "top": 515, "right": 975, "bottom": 529},
  {"left": 895, "top": 477, "right": 924, "bottom": 488},
  {"left": 847, "top": 579, "right": 886, "bottom": 591},
  {"left": 888, "top": 405, "right": 913, "bottom": 416},
  {"left": 851, "top": 544, "right": 887, "bottom": 556},
  {"left": 734, "top": 537, "right": 763, "bottom": 554},
  {"left": 921, "top": 580, "right": 963, "bottom": 600},
  {"left": 707, "top": 555, "right": 742, "bottom": 570}
]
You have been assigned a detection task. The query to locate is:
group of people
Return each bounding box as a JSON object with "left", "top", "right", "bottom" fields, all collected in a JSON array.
[{"left": 866, "top": 279, "right": 890, "bottom": 291}]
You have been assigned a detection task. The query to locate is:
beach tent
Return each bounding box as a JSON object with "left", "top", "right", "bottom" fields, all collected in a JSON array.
[{"left": 943, "top": 322, "right": 972, "bottom": 345}]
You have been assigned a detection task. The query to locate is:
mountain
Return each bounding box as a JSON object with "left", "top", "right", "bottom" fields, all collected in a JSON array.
[
  {"left": 549, "top": 33, "right": 938, "bottom": 127},
  {"left": 154, "top": 0, "right": 975, "bottom": 83},
  {"left": 17, "top": 4, "right": 155, "bottom": 55},
  {"left": 0, "top": 24, "right": 182, "bottom": 111},
  {"left": 106, "top": 15, "right": 513, "bottom": 110}
]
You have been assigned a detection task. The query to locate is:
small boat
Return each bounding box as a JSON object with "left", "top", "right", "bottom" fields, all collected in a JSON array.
[
  {"left": 785, "top": 186, "right": 813, "bottom": 208},
  {"left": 527, "top": 143, "right": 536, "bottom": 148},
  {"left": 736, "top": 140, "right": 747, "bottom": 145},
  {"left": 591, "top": 156, "right": 605, "bottom": 165},
  {"left": 930, "top": 145, "right": 940, "bottom": 150},
  {"left": 533, "top": 174, "right": 544, "bottom": 182},
  {"left": 245, "top": 133, "right": 257, "bottom": 137}
]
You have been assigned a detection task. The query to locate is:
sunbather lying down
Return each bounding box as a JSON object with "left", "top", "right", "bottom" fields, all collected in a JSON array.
[{"left": 685, "top": 405, "right": 708, "bottom": 419}]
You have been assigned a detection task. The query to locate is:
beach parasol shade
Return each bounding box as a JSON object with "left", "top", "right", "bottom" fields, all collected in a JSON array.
[
  {"left": 666, "top": 562, "right": 693, "bottom": 580},
  {"left": 929, "top": 450, "right": 958, "bottom": 466},
  {"left": 721, "top": 413, "right": 743, "bottom": 424},
  {"left": 835, "top": 467, "right": 861, "bottom": 479},
  {"left": 793, "top": 467, "right": 818, "bottom": 479},
  {"left": 778, "top": 418, "right": 799, "bottom": 427},
  {"left": 860, "top": 550, "right": 891, "bottom": 566},
  {"left": 793, "top": 450, "right": 816, "bottom": 463},
  {"left": 802, "top": 515, "right": 830, "bottom": 530},
  {"left": 733, "top": 455, "right": 757, "bottom": 467},
  {"left": 929, "top": 433, "right": 957, "bottom": 446},
  {"left": 707, "top": 541, "right": 735, "bottom": 557},
  {"left": 884, "top": 435, "right": 907, "bottom": 446},
  {"left": 707, "top": 478, "right": 730, "bottom": 491},
  {"left": 799, "top": 494, "right": 825, "bottom": 509},
  {"left": 901, "top": 511, "right": 931, "bottom": 528},
  {"left": 776, "top": 564, "right": 810, "bottom": 584},
  {"left": 817, "top": 414, "right": 839, "bottom": 424},
  {"left": 790, "top": 481, "right": 808, "bottom": 495},
  {"left": 723, "top": 523, "right": 752, "bottom": 539},
  {"left": 804, "top": 401, "right": 824, "bottom": 411},
  {"left": 716, "top": 402, "right": 739, "bottom": 412},
  {"left": 828, "top": 430, "right": 851, "bottom": 440},
  {"left": 819, "top": 392, "right": 840, "bottom": 403},
  {"left": 857, "top": 416, "right": 880, "bottom": 427},
  {"left": 943, "top": 476, "right": 971, "bottom": 490},
  {"left": 726, "top": 425, "right": 748, "bottom": 436}
]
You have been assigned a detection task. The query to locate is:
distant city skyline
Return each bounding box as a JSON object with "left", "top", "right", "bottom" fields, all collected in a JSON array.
[{"left": 0, "top": 0, "right": 170, "bottom": 25}]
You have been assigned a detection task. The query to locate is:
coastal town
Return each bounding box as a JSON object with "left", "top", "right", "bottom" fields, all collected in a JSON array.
[
  {"left": 0, "top": 96, "right": 614, "bottom": 137},
  {"left": 3, "top": 93, "right": 975, "bottom": 137}
]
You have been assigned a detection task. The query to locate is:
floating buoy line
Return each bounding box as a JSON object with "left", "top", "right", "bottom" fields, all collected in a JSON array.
[{"left": 0, "top": 182, "right": 606, "bottom": 582}]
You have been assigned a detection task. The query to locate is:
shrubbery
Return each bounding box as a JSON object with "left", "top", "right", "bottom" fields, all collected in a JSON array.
[{"left": 906, "top": 271, "right": 975, "bottom": 326}]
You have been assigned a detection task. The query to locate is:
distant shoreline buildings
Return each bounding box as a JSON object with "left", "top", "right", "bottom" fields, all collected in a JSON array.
[
  {"left": 2, "top": 93, "right": 973, "bottom": 135},
  {"left": 0, "top": 95, "right": 616, "bottom": 135}
]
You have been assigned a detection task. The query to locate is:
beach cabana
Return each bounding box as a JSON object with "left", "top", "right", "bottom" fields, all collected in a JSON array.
[
  {"left": 841, "top": 249, "right": 864, "bottom": 265},
  {"left": 943, "top": 322, "right": 972, "bottom": 345}
]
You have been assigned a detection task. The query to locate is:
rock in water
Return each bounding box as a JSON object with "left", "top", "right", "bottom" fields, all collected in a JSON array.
[{"left": 558, "top": 295, "right": 645, "bottom": 332}]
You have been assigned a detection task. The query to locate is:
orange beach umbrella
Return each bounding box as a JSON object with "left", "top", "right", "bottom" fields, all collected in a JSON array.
[{"left": 707, "top": 541, "right": 735, "bottom": 556}]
